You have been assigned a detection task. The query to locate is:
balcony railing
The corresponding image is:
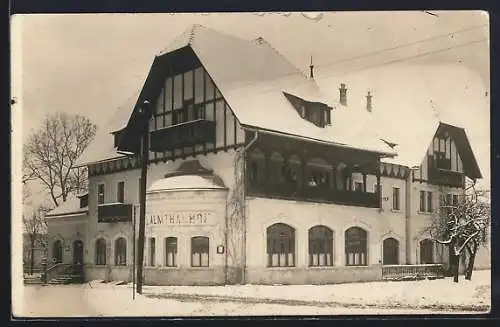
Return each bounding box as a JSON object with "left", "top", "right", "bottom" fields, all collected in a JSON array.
[
  {"left": 382, "top": 264, "right": 444, "bottom": 280},
  {"left": 427, "top": 167, "right": 465, "bottom": 188},
  {"left": 248, "top": 182, "right": 380, "bottom": 208},
  {"left": 98, "top": 203, "right": 133, "bottom": 223},
  {"left": 150, "top": 119, "right": 216, "bottom": 152}
]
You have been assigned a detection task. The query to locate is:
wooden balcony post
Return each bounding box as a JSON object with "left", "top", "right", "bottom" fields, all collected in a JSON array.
[
  {"left": 362, "top": 173, "right": 367, "bottom": 192},
  {"left": 376, "top": 163, "right": 381, "bottom": 208}
]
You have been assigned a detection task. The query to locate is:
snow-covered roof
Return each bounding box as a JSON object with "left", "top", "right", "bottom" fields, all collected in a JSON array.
[
  {"left": 77, "top": 24, "right": 483, "bottom": 171},
  {"left": 147, "top": 175, "right": 227, "bottom": 193},
  {"left": 75, "top": 90, "right": 141, "bottom": 167},
  {"left": 45, "top": 195, "right": 88, "bottom": 219}
]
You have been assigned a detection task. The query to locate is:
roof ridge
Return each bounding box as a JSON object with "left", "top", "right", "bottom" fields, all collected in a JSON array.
[{"left": 253, "top": 35, "right": 308, "bottom": 79}]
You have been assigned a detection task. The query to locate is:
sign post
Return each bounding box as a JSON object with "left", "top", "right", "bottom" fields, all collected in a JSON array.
[
  {"left": 132, "top": 205, "right": 136, "bottom": 300},
  {"left": 136, "top": 100, "right": 150, "bottom": 295}
]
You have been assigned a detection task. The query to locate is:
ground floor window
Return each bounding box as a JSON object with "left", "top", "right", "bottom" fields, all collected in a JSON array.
[
  {"left": 308, "top": 225, "right": 333, "bottom": 266},
  {"left": 191, "top": 236, "right": 209, "bottom": 267},
  {"left": 165, "top": 237, "right": 177, "bottom": 267},
  {"left": 95, "top": 238, "right": 107, "bottom": 265},
  {"left": 267, "top": 223, "right": 295, "bottom": 267},
  {"left": 115, "top": 237, "right": 127, "bottom": 266},
  {"left": 420, "top": 239, "right": 434, "bottom": 264},
  {"left": 52, "top": 240, "right": 63, "bottom": 264},
  {"left": 382, "top": 237, "right": 399, "bottom": 265},
  {"left": 345, "top": 227, "right": 367, "bottom": 266},
  {"left": 149, "top": 237, "right": 156, "bottom": 267}
]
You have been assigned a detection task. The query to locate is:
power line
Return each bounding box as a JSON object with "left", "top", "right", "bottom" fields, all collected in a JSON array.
[
  {"left": 320, "top": 38, "right": 487, "bottom": 80},
  {"left": 231, "top": 24, "right": 488, "bottom": 94},
  {"left": 231, "top": 38, "right": 487, "bottom": 102},
  {"left": 312, "top": 24, "right": 488, "bottom": 72}
]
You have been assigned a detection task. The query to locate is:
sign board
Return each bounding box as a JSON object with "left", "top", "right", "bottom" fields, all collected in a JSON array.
[{"left": 146, "top": 211, "right": 214, "bottom": 226}]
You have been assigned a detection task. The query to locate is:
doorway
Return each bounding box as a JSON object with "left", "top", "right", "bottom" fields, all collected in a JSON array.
[
  {"left": 73, "top": 240, "right": 84, "bottom": 275},
  {"left": 382, "top": 237, "right": 399, "bottom": 265}
]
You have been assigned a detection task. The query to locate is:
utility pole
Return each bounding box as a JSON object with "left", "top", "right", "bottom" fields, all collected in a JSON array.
[{"left": 136, "top": 100, "right": 150, "bottom": 294}]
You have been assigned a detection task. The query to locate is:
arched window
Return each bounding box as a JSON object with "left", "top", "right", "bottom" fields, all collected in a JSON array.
[
  {"left": 248, "top": 148, "right": 265, "bottom": 183},
  {"left": 306, "top": 158, "right": 331, "bottom": 188},
  {"left": 114, "top": 237, "right": 127, "bottom": 266},
  {"left": 52, "top": 240, "right": 63, "bottom": 264},
  {"left": 382, "top": 237, "right": 399, "bottom": 265},
  {"left": 283, "top": 154, "right": 301, "bottom": 185},
  {"left": 270, "top": 152, "right": 284, "bottom": 184},
  {"left": 95, "top": 238, "right": 107, "bottom": 266},
  {"left": 336, "top": 162, "right": 349, "bottom": 191},
  {"left": 345, "top": 227, "right": 367, "bottom": 266},
  {"left": 191, "top": 236, "right": 209, "bottom": 267},
  {"left": 420, "top": 239, "right": 434, "bottom": 264},
  {"left": 165, "top": 237, "right": 177, "bottom": 267},
  {"left": 309, "top": 226, "right": 334, "bottom": 266},
  {"left": 267, "top": 223, "right": 295, "bottom": 267}
]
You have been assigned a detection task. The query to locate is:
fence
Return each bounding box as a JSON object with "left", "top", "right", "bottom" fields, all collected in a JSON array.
[{"left": 382, "top": 264, "right": 444, "bottom": 280}]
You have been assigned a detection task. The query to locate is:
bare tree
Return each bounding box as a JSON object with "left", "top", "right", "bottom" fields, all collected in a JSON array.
[
  {"left": 23, "top": 113, "right": 97, "bottom": 207},
  {"left": 23, "top": 204, "right": 52, "bottom": 274},
  {"left": 425, "top": 180, "right": 490, "bottom": 283}
]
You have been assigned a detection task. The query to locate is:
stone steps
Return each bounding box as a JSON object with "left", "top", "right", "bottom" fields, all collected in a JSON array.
[
  {"left": 24, "top": 277, "right": 43, "bottom": 285},
  {"left": 48, "top": 275, "right": 84, "bottom": 285}
]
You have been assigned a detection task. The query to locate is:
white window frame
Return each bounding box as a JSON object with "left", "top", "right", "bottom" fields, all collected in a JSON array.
[
  {"left": 97, "top": 182, "right": 105, "bottom": 205},
  {"left": 116, "top": 180, "right": 125, "bottom": 203},
  {"left": 392, "top": 186, "right": 401, "bottom": 212}
]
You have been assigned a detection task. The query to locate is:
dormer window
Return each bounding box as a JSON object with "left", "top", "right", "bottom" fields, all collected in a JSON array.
[
  {"left": 283, "top": 92, "right": 332, "bottom": 128},
  {"left": 113, "top": 130, "right": 123, "bottom": 148}
]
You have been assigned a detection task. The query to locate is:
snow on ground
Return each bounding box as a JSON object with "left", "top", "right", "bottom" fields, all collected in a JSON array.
[
  {"left": 82, "top": 284, "right": 473, "bottom": 316},
  {"left": 18, "top": 271, "right": 490, "bottom": 317},
  {"left": 121, "top": 270, "right": 490, "bottom": 311},
  {"left": 85, "top": 270, "right": 490, "bottom": 315}
]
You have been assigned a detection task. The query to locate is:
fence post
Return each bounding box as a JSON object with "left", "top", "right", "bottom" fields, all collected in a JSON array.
[{"left": 41, "top": 257, "right": 47, "bottom": 284}]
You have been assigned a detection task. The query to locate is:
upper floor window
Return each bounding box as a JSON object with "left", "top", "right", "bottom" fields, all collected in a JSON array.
[
  {"left": 248, "top": 148, "right": 265, "bottom": 183},
  {"left": 117, "top": 181, "right": 125, "bottom": 203},
  {"left": 420, "top": 191, "right": 433, "bottom": 213},
  {"left": 113, "top": 130, "right": 122, "bottom": 148},
  {"left": 427, "top": 192, "right": 433, "bottom": 212},
  {"left": 284, "top": 92, "right": 331, "bottom": 128},
  {"left": 392, "top": 187, "right": 400, "bottom": 211},
  {"left": 419, "top": 191, "right": 426, "bottom": 212},
  {"left": 97, "top": 183, "right": 105, "bottom": 205}
]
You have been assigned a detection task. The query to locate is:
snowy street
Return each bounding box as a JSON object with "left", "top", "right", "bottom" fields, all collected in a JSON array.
[{"left": 16, "top": 270, "right": 490, "bottom": 317}]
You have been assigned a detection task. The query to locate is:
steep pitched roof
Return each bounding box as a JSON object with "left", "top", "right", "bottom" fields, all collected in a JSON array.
[
  {"left": 323, "top": 78, "right": 482, "bottom": 179},
  {"left": 78, "top": 25, "right": 415, "bottom": 166},
  {"left": 75, "top": 91, "right": 140, "bottom": 167},
  {"left": 45, "top": 194, "right": 88, "bottom": 219}
]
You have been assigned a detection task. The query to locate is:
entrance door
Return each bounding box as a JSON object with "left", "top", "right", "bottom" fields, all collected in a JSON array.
[
  {"left": 420, "top": 239, "right": 434, "bottom": 264},
  {"left": 383, "top": 237, "right": 399, "bottom": 265},
  {"left": 73, "top": 240, "right": 84, "bottom": 275}
]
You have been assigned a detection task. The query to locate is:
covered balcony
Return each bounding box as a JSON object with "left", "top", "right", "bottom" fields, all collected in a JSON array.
[
  {"left": 427, "top": 167, "right": 465, "bottom": 188},
  {"left": 149, "top": 119, "right": 216, "bottom": 152},
  {"left": 245, "top": 134, "right": 382, "bottom": 208},
  {"left": 97, "top": 203, "right": 133, "bottom": 223}
]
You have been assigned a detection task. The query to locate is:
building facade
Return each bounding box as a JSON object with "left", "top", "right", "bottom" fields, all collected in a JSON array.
[{"left": 46, "top": 25, "right": 489, "bottom": 285}]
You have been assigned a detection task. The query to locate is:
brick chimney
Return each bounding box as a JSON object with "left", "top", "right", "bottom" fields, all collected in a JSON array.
[
  {"left": 309, "top": 56, "right": 314, "bottom": 79},
  {"left": 366, "top": 91, "right": 373, "bottom": 112},
  {"left": 339, "top": 83, "right": 347, "bottom": 106}
]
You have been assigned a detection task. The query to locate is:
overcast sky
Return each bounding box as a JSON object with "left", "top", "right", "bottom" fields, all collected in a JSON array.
[{"left": 12, "top": 11, "right": 490, "bottom": 206}]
